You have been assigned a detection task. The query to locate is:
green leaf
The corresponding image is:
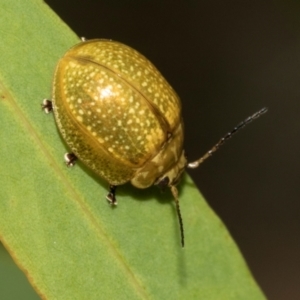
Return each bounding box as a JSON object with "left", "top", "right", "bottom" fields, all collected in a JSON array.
[{"left": 0, "top": 0, "right": 266, "bottom": 299}]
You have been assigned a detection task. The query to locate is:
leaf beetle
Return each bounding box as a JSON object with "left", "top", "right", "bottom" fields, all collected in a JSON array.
[{"left": 42, "top": 38, "right": 267, "bottom": 247}]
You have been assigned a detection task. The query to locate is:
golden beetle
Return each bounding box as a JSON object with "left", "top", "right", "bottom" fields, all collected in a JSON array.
[{"left": 42, "top": 39, "right": 267, "bottom": 247}]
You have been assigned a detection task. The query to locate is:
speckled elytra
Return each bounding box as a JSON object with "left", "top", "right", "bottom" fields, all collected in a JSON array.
[{"left": 42, "top": 38, "right": 267, "bottom": 247}]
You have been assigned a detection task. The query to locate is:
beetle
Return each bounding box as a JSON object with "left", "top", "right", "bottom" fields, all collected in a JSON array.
[{"left": 42, "top": 39, "right": 267, "bottom": 247}]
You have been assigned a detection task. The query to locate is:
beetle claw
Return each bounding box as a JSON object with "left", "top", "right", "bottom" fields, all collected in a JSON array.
[
  {"left": 106, "top": 185, "right": 118, "bottom": 206},
  {"left": 106, "top": 194, "right": 118, "bottom": 206},
  {"left": 64, "top": 152, "right": 77, "bottom": 167},
  {"left": 41, "top": 99, "right": 53, "bottom": 113}
]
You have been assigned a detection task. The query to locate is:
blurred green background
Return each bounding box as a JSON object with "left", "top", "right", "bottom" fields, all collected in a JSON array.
[
  {"left": 0, "top": 243, "right": 39, "bottom": 299},
  {"left": 1, "top": 0, "right": 300, "bottom": 299}
]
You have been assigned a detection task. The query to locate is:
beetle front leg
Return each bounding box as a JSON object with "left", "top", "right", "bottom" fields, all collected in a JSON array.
[{"left": 106, "top": 185, "right": 118, "bottom": 206}]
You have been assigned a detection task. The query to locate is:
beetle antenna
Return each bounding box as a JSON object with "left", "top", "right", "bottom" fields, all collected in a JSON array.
[
  {"left": 187, "top": 107, "right": 268, "bottom": 169},
  {"left": 171, "top": 186, "right": 185, "bottom": 247}
]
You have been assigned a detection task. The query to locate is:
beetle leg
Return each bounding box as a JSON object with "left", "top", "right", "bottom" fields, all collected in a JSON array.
[
  {"left": 64, "top": 152, "right": 77, "bottom": 167},
  {"left": 41, "top": 99, "right": 53, "bottom": 113},
  {"left": 106, "top": 185, "right": 118, "bottom": 206}
]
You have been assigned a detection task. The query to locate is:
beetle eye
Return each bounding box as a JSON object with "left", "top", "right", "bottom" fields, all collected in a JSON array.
[{"left": 157, "top": 176, "right": 170, "bottom": 191}]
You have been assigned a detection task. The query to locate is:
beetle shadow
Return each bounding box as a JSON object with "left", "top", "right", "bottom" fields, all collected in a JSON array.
[
  {"left": 53, "top": 128, "right": 188, "bottom": 279},
  {"left": 59, "top": 150, "right": 188, "bottom": 282},
  {"left": 121, "top": 173, "right": 189, "bottom": 284}
]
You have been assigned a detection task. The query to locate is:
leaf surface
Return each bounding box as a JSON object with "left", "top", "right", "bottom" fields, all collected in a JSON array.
[{"left": 0, "top": 1, "right": 265, "bottom": 299}]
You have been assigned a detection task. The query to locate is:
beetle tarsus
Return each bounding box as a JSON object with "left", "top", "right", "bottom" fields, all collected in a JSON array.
[
  {"left": 106, "top": 185, "right": 118, "bottom": 206},
  {"left": 64, "top": 152, "right": 77, "bottom": 167},
  {"left": 41, "top": 99, "right": 53, "bottom": 113}
]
